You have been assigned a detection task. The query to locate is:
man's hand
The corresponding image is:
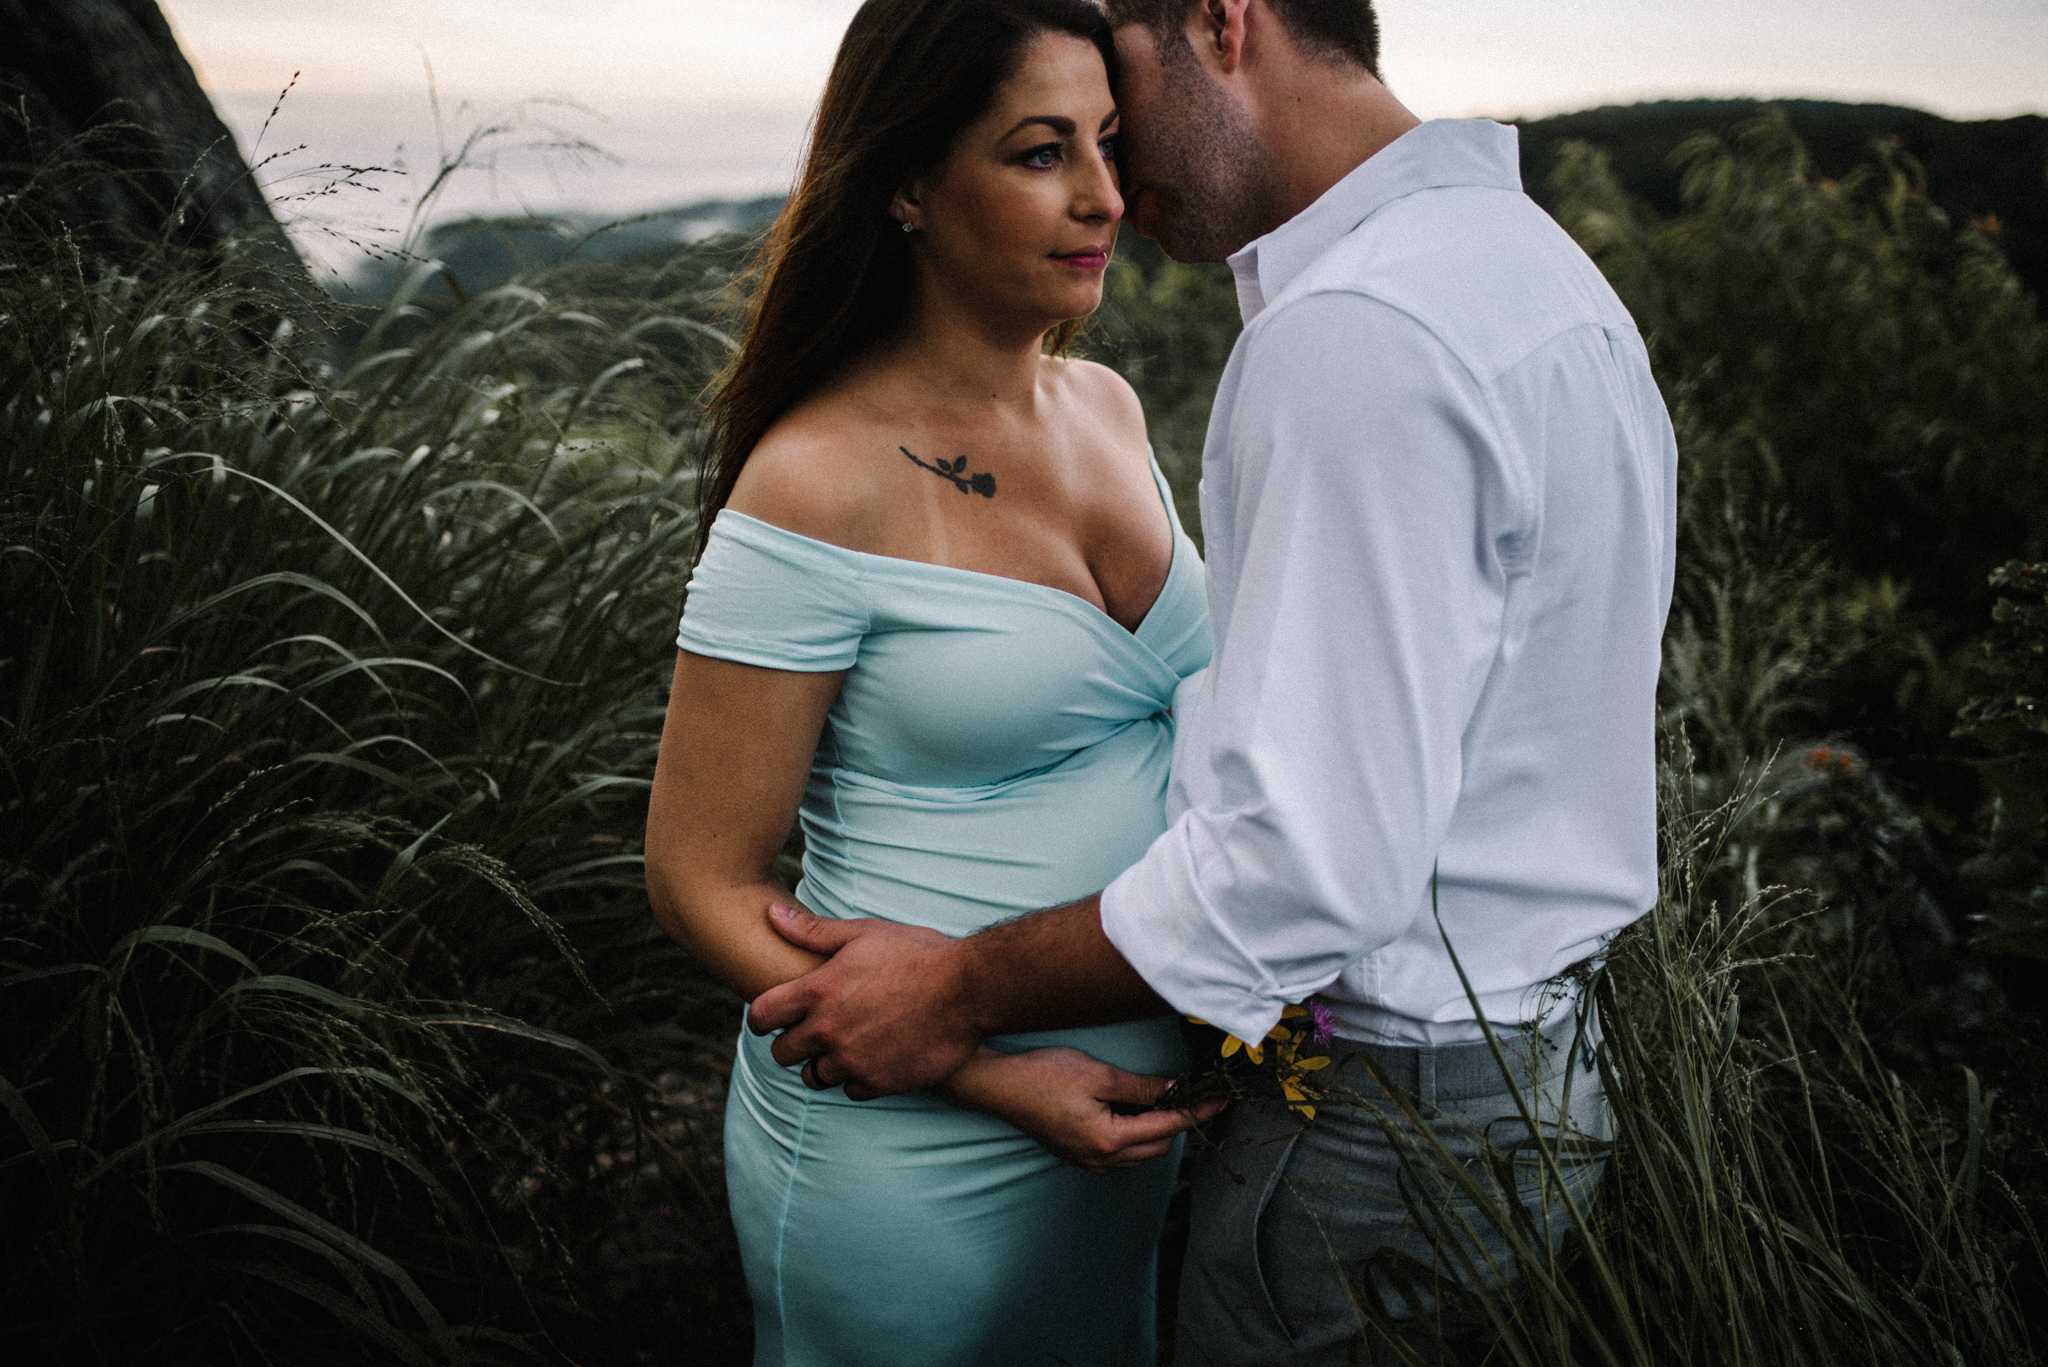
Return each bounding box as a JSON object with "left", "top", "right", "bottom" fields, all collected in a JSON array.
[
  {"left": 941, "top": 1047, "right": 1226, "bottom": 1174},
  {"left": 747, "top": 904, "right": 983, "bottom": 1099},
  {"left": 749, "top": 896, "right": 1166, "bottom": 1099}
]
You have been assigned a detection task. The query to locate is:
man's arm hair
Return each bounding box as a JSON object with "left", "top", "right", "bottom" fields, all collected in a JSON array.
[{"left": 959, "top": 896, "right": 1171, "bottom": 1036}]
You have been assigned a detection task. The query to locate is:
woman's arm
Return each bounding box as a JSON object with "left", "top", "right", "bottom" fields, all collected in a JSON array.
[{"left": 645, "top": 649, "right": 845, "bottom": 998}]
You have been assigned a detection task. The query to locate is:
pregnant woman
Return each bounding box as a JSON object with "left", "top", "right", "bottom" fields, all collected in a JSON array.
[{"left": 643, "top": 1, "right": 1215, "bottom": 1363}]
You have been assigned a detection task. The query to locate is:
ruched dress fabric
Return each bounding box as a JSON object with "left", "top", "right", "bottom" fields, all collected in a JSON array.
[{"left": 676, "top": 460, "right": 1211, "bottom": 1367}]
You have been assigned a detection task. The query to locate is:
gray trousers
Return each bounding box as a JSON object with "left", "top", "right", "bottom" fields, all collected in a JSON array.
[{"left": 1174, "top": 1013, "right": 1609, "bottom": 1367}]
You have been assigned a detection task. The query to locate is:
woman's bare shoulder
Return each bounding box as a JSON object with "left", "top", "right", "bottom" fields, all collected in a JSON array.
[
  {"left": 1047, "top": 356, "right": 1149, "bottom": 454},
  {"left": 723, "top": 398, "right": 894, "bottom": 552}
]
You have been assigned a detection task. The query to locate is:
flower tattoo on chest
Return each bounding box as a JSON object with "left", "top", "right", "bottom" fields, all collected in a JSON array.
[{"left": 901, "top": 445, "right": 996, "bottom": 498}]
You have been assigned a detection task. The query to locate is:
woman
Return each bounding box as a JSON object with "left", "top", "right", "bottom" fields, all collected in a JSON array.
[{"left": 644, "top": 1, "right": 1213, "bottom": 1362}]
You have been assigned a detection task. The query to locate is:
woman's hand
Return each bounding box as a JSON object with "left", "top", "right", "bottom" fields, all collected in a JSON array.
[{"left": 939, "top": 1047, "right": 1224, "bottom": 1175}]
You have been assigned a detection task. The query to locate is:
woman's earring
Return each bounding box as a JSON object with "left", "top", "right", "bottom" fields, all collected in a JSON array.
[{"left": 901, "top": 221, "right": 914, "bottom": 234}]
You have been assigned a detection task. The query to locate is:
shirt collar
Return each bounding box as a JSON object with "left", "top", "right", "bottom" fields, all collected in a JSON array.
[{"left": 1227, "top": 118, "right": 1524, "bottom": 325}]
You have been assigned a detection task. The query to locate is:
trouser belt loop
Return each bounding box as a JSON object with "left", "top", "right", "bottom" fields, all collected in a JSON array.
[{"left": 1417, "top": 1045, "right": 1438, "bottom": 1104}]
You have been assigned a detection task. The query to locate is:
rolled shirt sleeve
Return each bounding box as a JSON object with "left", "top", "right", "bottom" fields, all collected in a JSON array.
[{"left": 1101, "top": 291, "right": 1529, "bottom": 1045}]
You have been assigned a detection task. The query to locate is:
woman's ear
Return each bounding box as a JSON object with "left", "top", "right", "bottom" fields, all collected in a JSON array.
[{"left": 890, "top": 182, "right": 924, "bottom": 234}]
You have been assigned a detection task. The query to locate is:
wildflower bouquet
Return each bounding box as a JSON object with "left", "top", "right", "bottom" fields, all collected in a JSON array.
[{"left": 1162, "top": 1001, "right": 1338, "bottom": 1120}]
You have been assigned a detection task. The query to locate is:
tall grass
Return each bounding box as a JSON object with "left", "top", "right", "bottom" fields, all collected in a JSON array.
[
  {"left": 1238, "top": 732, "right": 2042, "bottom": 1365},
  {"left": 0, "top": 158, "right": 748, "bottom": 1363},
  {"left": 1575, "top": 737, "right": 2032, "bottom": 1363}
]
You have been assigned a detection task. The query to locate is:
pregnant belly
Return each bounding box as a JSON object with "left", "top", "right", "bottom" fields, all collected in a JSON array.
[{"left": 794, "top": 717, "right": 1172, "bottom": 940}]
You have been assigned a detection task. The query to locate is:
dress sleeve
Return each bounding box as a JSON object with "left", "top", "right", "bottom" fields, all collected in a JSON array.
[{"left": 676, "top": 512, "right": 869, "bottom": 672}]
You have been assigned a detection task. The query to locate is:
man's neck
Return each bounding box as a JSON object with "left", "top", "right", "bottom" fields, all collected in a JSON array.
[{"left": 1237, "top": 21, "right": 1421, "bottom": 243}]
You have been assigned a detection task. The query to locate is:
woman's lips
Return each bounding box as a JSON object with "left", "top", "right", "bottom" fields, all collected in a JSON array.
[{"left": 1052, "top": 246, "right": 1111, "bottom": 270}]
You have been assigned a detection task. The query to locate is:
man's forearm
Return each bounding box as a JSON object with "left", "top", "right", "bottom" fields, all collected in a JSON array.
[
  {"left": 750, "top": 894, "right": 1172, "bottom": 1099},
  {"left": 958, "top": 896, "right": 1170, "bottom": 1036}
]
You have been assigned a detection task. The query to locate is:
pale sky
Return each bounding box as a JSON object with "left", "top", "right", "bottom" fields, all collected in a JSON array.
[
  {"left": 161, "top": 0, "right": 2048, "bottom": 116},
  {"left": 155, "top": 0, "right": 2048, "bottom": 277}
]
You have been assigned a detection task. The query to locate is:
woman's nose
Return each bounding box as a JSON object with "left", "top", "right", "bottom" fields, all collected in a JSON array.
[{"left": 1073, "top": 146, "right": 1122, "bottom": 224}]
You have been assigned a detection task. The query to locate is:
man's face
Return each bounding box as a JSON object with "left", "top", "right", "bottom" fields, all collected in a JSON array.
[{"left": 1110, "top": 19, "right": 1264, "bottom": 263}]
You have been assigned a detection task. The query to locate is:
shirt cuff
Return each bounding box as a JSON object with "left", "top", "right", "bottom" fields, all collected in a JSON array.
[{"left": 1099, "top": 826, "right": 1288, "bottom": 1046}]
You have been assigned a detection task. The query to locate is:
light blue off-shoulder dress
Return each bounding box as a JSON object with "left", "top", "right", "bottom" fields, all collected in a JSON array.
[{"left": 675, "top": 458, "right": 1211, "bottom": 1367}]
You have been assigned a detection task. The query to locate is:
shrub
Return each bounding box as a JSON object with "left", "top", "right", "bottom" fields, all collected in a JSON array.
[{"left": 1958, "top": 562, "right": 2048, "bottom": 961}]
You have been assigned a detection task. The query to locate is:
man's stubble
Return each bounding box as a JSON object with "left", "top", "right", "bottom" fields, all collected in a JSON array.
[{"left": 1130, "top": 38, "right": 1269, "bottom": 264}]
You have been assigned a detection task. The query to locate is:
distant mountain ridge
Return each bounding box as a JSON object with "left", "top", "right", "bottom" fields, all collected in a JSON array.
[
  {"left": 341, "top": 100, "right": 2046, "bottom": 306},
  {"left": 333, "top": 196, "right": 786, "bottom": 300}
]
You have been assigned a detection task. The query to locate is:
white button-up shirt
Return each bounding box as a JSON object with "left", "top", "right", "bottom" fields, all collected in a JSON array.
[{"left": 1100, "top": 119, "right": 1678, "bottom": 1047}]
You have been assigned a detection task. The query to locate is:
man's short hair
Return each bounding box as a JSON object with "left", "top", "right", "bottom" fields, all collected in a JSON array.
[{"left": 1101, "top": 0, "right": 1381, "bottom": 78}]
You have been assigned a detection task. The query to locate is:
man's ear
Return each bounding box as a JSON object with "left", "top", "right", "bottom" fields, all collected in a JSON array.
[{"left": 1194, "top": 0, "right": 1252, "bottom": 76}]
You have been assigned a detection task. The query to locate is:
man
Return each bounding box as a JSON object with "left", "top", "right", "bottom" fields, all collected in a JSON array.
[{"left": 749, "top": 0, "right": 1677, "bottom": 1359}]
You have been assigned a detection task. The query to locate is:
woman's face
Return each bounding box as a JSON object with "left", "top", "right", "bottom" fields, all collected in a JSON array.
[{"left": 900, "top": 32, "right": 1122, "bottom": 337}]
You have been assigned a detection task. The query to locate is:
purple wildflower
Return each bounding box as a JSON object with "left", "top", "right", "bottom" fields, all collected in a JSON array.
[{"left": 1307, "top": 999, "right": 1335, "bottom": 1047}]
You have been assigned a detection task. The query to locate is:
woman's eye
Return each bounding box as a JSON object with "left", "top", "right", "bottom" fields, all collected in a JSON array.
[
  {"left": 1099, "top": 136, "right": 1120, "bottom": 164},
  {"left": 1022, "top": 143, "right": 1060, "bottom": 169}
]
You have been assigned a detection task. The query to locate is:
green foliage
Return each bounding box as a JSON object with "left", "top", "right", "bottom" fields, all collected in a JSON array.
[
  {"left": 1085, "top": 231, "right": 1243, "bottom": 547},
  {"left": 1959, "top": 563, "right": 2048, "bottom": 960},
  {"left": 1656, "top": 488, "right": 1847, "bottom": 776},
  {"left": 1556, "top": 118, "right": 2047, "bottom": 622},
  {"left": 0, "top": 173, "right": 747, "bottom": 1362},
  {"left": 1516, "top": 101, "right": 2048, "bottom": 305}
]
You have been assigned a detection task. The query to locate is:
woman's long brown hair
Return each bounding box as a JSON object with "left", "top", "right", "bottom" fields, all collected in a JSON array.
[{"left": 697, "top": 0, "right": 1115, "bottom": 554}]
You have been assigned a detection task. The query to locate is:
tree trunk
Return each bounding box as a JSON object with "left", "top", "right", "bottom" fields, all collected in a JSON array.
[{"left": 0, "top": 0, "right": 332, "bottom": 361}]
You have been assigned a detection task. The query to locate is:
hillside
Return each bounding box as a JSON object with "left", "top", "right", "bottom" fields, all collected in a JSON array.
[
  {"left": 1516, "top": 99, "right": 2047, "bottom": 302},
  {"left": 332, "top": 195, "right": 786, "bottom": 302}
]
